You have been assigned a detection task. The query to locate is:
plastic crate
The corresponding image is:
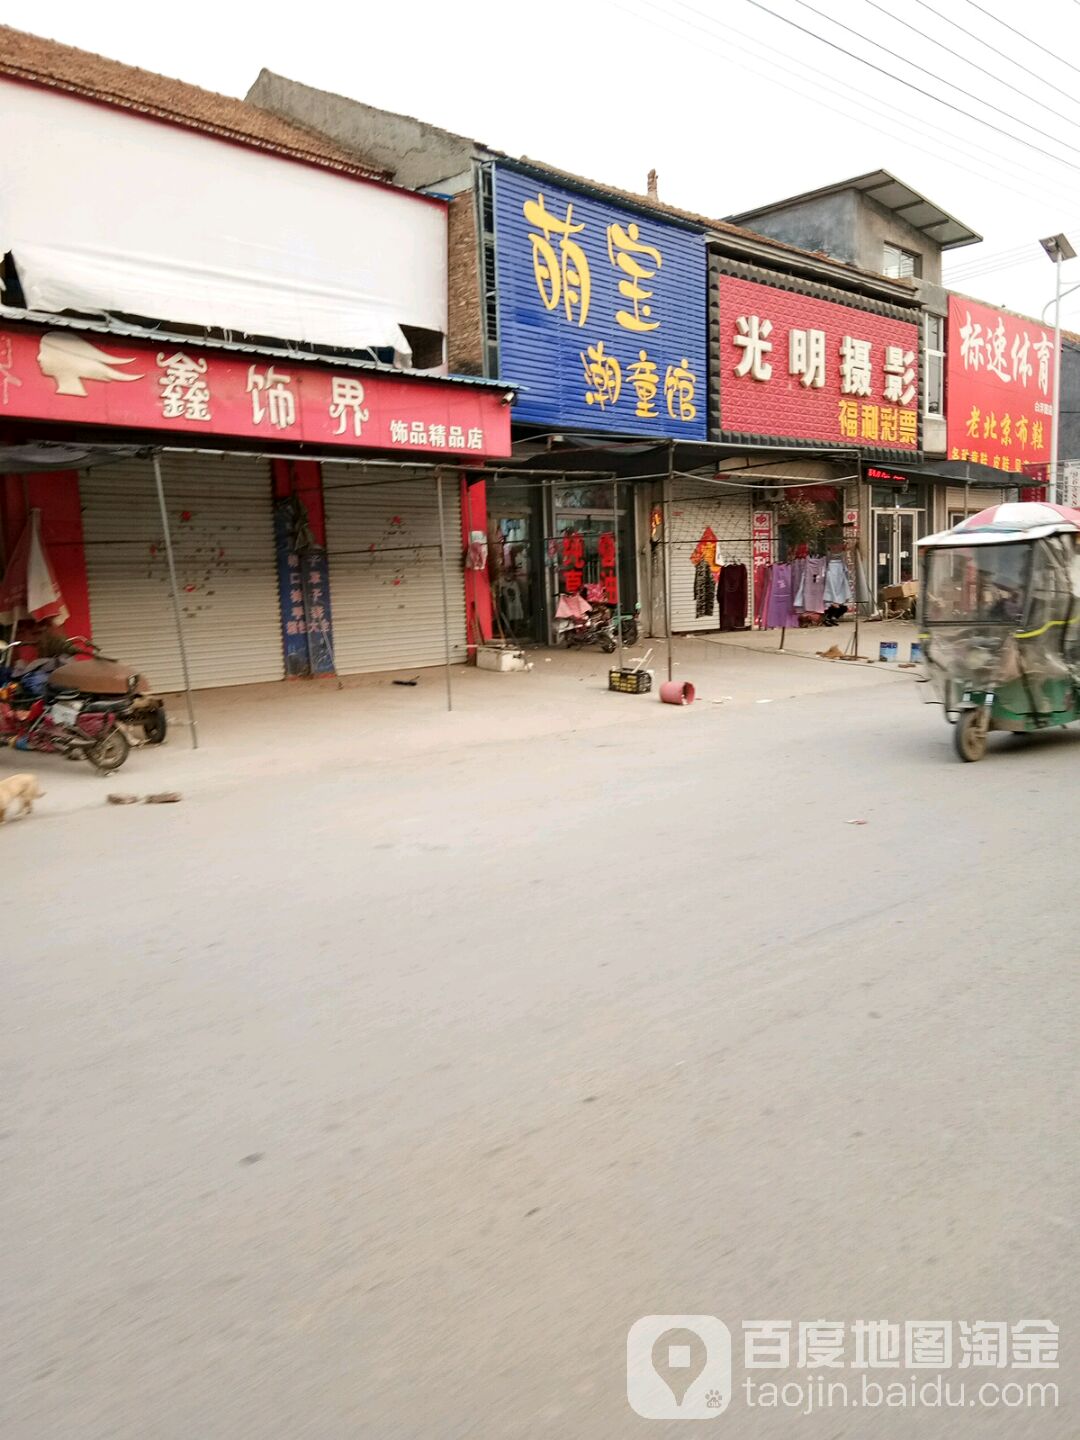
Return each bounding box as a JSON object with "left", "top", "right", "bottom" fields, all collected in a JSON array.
[{"left": 608, "top": 667, "right": 652, "bottom": 694}]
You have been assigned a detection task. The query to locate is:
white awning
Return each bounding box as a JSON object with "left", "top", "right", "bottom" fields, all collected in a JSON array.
[{"left": 0, "top": 84, "right": 447, "bottom": 366}]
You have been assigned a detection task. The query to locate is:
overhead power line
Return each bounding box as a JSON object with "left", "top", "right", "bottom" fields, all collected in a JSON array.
[
  {"left": 964, "top": 0, "right": 1080, "bottom": 81},
  {"left": 736, "top": 0, "right": 1080, "bottom": 174},
  {"left": 627, "top": 0, "right": 1060, "bottom": 208},
  {"left": 780, "top": 0, "right": 1080, "bottom": 165},
  {"left": 913, "top": 0, "right": 1080, "bottom": 111},
  {"left": 949, "top": 215, "right": 1080, "bottom": 281},
  {"left": 860, "top": 0, "right": 1080, "bottom": 138}
]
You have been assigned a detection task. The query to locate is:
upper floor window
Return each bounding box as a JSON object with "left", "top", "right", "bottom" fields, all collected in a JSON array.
[
  {"left": 883, "top": 243, "right": 921, "bottom": 280},
  {"left": 925, "top": 313, "right": 945, "bottom": 416}
]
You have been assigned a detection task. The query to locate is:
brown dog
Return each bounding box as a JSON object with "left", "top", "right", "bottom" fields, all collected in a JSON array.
[{"left": 0, "top": 773, "right": 44, "bottom": 822}]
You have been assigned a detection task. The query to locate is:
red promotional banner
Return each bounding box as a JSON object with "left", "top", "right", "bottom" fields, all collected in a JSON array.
[
  {"left": 751, "top": 509, "right": 773, "bottom": 573},
  {"left": 718, "top": 276, "right": 920, "bottom": 453},
  {"left": 946, "top": 297, "right": 1053, "bottom": 475},
  {"left": 0, "top": 327, "right": 511, "bottom": 458}
]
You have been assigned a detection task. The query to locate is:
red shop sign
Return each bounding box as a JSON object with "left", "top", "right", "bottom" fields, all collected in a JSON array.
[
  {"left": 718, "top": 276, "right": 920, "bottom": 453},
  {"left": 0, "top": 327, "right": 511, "bottom": 458},
  {"left": 946, "top": 297, "right": 1053, "bottom": 476},
  {"left": 560, "top": 529, "right": 585, "bottom": 593},
  {"left": 597, "top": 530, "right": 619, "bottom": 603},
  {"left": 751, "top": 509, "right": 772, "bottom": 571}
]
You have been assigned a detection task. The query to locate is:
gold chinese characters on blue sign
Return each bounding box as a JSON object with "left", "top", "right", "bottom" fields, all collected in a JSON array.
[{"left": 493, "top": 165, "right": 706, "bottom": 437}]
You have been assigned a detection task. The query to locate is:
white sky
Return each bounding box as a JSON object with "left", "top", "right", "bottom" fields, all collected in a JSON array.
[{"left": 5, "top": 0, "right": 1080, "bottom": 327}]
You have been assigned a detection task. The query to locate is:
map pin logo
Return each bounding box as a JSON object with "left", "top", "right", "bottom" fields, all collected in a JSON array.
[{"left": 651, "top": 1326, "right": 707, "bottom": 1407}]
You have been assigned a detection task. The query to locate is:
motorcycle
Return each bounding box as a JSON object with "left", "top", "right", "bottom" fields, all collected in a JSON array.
[
  {"left": 0, "top": 637, "right": 166, "bottom": 773},
  {"left": 609, "top": 601, "right": 642, "bottom": 647},
  {"left": 560, "top": 608, "right": 617, "bottom": 654}
]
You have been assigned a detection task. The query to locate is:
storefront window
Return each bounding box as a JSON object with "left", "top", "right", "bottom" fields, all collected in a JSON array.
[
  {"left": 871, "top": 483, "right": 925, "bottom": 509},
  {"left": 925, "top": 314, "right": 945, "bottom": 416},
  {"left": 549, "top": 480, "right": 636, "bottom": 636},
  {"left": 489, "top": 484, "right": 542, "bottom": 641},
  {"left": 553, "top": 483, "right": 618, "bottom": 511},
  {"left": 776, "top": 485, "right": 839, "bottom": 560}
]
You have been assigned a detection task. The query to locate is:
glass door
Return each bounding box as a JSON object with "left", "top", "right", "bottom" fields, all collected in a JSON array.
[
  {"left": 874, "top": 511, "right": 894, "bottom": 595},
  {"left": 897, "top": 511, "right": 916, "bottom": 584},
  {"left": 547, "top": 480, "right": 635, "bottom": 643},
  {"left": 873, "top": 509, "right": 924, "bottom": 594}
]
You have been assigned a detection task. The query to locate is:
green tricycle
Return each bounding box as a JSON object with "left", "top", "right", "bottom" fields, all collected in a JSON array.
[{"left": 918, "top": 501, "right": 1080, "bottom": 762}]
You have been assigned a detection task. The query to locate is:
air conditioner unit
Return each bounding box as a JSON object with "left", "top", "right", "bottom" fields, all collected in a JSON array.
[{"left": 758, "top": 487, "right": 783, "bottom": 503}]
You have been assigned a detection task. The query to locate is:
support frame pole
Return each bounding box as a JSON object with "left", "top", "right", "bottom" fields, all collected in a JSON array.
[
  {"left": 1050, "top": 249, "right": 1063, "bottom": 506},
  {"left": 436, "top": 469, "right": 453, "bottom": 714},
  {"left": 662, "top": 440, "right": 674, "bottom": 682},
  {"left": 612, "top": 476, "right": 623, "bottom": 672},
  {"left": 152, "top": 452, "right": 198, "bottom": 750}
]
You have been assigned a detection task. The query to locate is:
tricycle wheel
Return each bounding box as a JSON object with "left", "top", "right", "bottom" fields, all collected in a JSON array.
[
  {"left": 86, "top": 727, "right": 131, "bottom": 774},
  {"left": 601, "top": 635, "right": 616, "bottom": 654},
  {"left": 954, "top": 708, "right": 989, "bottom": 763}
]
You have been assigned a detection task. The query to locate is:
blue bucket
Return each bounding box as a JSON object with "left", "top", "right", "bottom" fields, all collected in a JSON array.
[{"left": 879, "top": 641, "right": 898, "bottom": 663}]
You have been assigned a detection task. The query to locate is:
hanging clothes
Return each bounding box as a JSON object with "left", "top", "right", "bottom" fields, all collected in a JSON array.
[
  {"left": 754, "top": 563, "right": 771, "bottom": 628},
  {"left": 797, "top": 556, "right": 827, "bottom": 614},
  {"left": 763, "top": 563, "right": 799, "bottom": 629},
  {"left": 693, "top": 558, "right": 715, "bottom": 617},
  {"left": 790, "top": 556, "right": 807, "bottom": 613},
  {"left": 823, "top": 555, "right": 853, "bottom": 606},
  {"left": 718, "top": 563, "right": 748, "bottom": 631}
]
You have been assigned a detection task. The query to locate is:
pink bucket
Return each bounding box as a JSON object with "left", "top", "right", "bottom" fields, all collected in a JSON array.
[{"left": 659, "top": 680, "right": 695, "bottom": 705}]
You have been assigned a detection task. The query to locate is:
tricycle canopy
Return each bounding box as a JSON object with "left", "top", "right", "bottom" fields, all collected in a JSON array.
[{"left": 916, "top": 504, "right": 1080, "bottom": 759}]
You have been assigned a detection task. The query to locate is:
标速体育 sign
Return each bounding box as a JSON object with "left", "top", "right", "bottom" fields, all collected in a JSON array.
[{"left": 946, "top": 297, "right": 1053, "bottom": 475}]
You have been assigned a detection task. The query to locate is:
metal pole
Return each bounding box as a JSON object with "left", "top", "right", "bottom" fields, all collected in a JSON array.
[
  {"left": 152, "top": 452, "right": 198, "bottom": 750},
  {"left": 612, "top": 477, "right": 623, "bottom": 671},
  {"left": 436, "top": 469, "right": 453, "bottom": 713},
  {"left": 1050, "top": 250, "right": 1063, "bottom": 505},
  {"left": 662, "top": 442, "right": 674, "bottom": 682}
]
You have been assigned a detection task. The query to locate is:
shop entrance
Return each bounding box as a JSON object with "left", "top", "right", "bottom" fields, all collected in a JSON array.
[
  {"left": 871, "top": 483, "right": 926, "bottom": 597},
  {"left": 489, "top": 486, "right": 543, "bottom": 643},
  {"left": 549, "top": 480, "right": 635, "bottom": 643}
]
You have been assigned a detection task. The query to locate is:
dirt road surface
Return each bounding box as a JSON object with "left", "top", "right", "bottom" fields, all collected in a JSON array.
[{"left": 3, "top": 654, "right": 1074, "bottom": 1438}]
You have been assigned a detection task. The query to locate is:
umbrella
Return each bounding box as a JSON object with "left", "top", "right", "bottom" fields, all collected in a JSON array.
[
  {"left": 957, "top": 501, "right": 1080, "bottom": 533},
  {"left": 0, "top": 509, "right": 68, "bottom": 625}
]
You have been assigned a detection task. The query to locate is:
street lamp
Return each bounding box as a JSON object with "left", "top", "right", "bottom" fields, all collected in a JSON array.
[{"left": 1039, "top": 232, "right": 1076, "bottom": 505}]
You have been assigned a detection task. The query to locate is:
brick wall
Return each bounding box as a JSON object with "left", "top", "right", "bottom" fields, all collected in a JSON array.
[{"left": 447, "top": 192, "right": 483, "bottom": 377}]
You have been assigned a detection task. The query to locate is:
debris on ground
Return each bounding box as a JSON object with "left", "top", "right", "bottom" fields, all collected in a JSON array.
[
  {"left": 817, "top": 644, "right": 844, "bottom": 659},
  {"left": 392, "top": 678, "right": 419, "bottom": 687},
  {"left": 846, "top": 818, "right": 869, "bottom": 825},
  {"left": 107, "top": 794, "right": 140, "bottom": 805},
  {"left": 144, "top": 792, "right": 182, "bottom": 804}
]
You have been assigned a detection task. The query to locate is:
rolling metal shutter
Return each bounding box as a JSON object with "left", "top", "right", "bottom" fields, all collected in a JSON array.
[
  {"left": 81, "top": 454, "right": 283, "bottom": 692},
  {"left": 323, "top": 465, "right": 466, "bottom": 674},
  {"left": 668, "top": 479, "right": 752, "bottom": 632}
]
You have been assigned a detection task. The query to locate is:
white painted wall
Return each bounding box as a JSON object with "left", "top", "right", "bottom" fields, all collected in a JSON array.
[{"left": 0, "top": 83, "right": 447, "bottom": 363}]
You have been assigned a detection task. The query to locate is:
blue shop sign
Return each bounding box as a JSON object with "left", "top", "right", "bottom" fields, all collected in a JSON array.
[{"left": 493, "top": 165, "right": 707, "bottom": 438}]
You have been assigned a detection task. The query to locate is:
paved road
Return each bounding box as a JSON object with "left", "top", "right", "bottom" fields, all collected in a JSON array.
[{"left": 3, "top": 670, "right": 1076, "bottom": 1437}]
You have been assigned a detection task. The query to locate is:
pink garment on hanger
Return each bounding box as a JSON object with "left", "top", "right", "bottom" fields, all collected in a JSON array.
[{"left": 555, "top": 594, "right": 592, "bottom": 620}]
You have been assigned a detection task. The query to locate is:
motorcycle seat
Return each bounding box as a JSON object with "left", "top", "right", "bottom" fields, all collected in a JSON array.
[{"left": 48, "top": 659, "right": 143, "bottom": 696}]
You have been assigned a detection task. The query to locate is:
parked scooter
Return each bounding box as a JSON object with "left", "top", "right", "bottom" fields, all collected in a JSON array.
[
  {"left": 0, "top": 636, "right": 166, "bottom": 772},
  {"left": 560, "top": 608, "right": 617, "bottom": 654}
]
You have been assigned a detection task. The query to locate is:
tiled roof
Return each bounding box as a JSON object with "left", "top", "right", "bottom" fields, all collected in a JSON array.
[
  {"left": 0, "top": 25, "right": 390, "bottom": 183},
  {"left": 513, "top": 156, "right": 917, "bottom": 293}
]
